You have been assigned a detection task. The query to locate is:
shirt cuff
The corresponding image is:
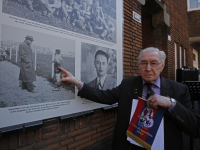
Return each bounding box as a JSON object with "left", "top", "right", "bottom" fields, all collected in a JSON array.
[
  {"left": 168, "top": 100, "right": 177, "bottom": 114},
  {"left": 78, "top": 83, "right": 84, "bottom": 91}
]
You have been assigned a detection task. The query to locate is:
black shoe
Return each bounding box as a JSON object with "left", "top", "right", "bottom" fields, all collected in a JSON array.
[
  {"left": 28, "top": 90, "right": 37, "bottom": 93},
  {"left": 21, "top": 86, "right": 27, "bottom": 90}
]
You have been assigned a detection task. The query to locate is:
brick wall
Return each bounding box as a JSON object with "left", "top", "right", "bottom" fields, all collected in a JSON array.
[
  {"left": 123, "top": 0, "right": 142, "bottom": 77},
  {"left": 188, "top": 10, "right": 200, "bottom": 37},
  {"left": 142, "top": 0, "right": 191, "bottom": 80},
  {"left": 0, "top": 109, "right": 117, "bottom": 150},
  {"left": 0, "top": 0, "right": 143, "bottom": 150},
  {"left": 189, "top": 10, "right": 200, "bottom": 70}
]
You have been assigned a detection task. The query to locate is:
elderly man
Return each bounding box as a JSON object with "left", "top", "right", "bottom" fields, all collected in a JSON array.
[
  {"left": 18, "top": 35, "right": 36, "bottom": 93},
  {"left": 58, "top": 47, "right": 200, "bottom": 150}
]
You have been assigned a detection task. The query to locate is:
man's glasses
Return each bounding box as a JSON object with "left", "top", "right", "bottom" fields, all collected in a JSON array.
[{"left": 139, "top": 61, "right": 162, "bottom": 68}]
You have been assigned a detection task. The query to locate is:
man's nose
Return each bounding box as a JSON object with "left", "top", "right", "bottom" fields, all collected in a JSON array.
[
  {"left": 145, "top": 63, "right": 152, "bottom": 71},
  {"left": 99, "top": 63, "right": 102, "bottom": 67}
]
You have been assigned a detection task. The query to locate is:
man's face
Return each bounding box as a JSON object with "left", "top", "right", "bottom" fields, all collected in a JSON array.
[
  {"left": 26, "top": 40, "right": 33, "bottom": 45},
  {"left": 139, "top": 51, "right": 165, "bottom": 83},
  {"left": 94, "top": 54, "right": 108, "bottom": 78}
]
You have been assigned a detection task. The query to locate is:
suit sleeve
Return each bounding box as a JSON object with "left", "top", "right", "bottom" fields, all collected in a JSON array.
[
  {"left": 78, "top": 81, "right": 122, "bottom": 105},
  {"left": 169, "top": 85, "right": 200, "bottom": 138}
]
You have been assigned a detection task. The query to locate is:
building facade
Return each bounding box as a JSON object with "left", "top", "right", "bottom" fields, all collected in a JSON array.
[
  {"left": 0, "top": 0, "right": 199, "bottom": 149},
  {"left": 187, "top": 0, "right": 200, "bottom": 69}
]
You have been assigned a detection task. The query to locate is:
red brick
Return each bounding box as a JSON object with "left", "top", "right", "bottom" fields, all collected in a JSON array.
[
  {"left": 97, "top": 132, "right": 113, "bottom": 142},
  {"left": 59, "top": 122, "right": 65, "bottom": 135},
  {"left": 68, "top": 137, "right": 91, "bottom": 149},
  {"left": 91, "top": 123, "right": 101, "bottom": 130},
  {"left": 79, "top": 118, "right": 84, "bottom": 129},
  {"left": 188, "top": 10, "right": 200, "bottom": 37},
  {"left": 83, "top": 116, "right": 91, "bottom": 127},
  {"left": 41, "top": 143, "right": 59, "bottom": 150},
  {"left": 75, "top": 130, "right": 96, "bottom": 141},
  {"left": 91, "top": 118, "right": 101, "bottom": 124},
  {"left": 101, "top": 118, "right": 116, "bottom": 126},
  {"left": 61, "top": 138, "right": 74, "bottom": 146},
  {"left": 43, "top": 118, "right": 59, "bottom": 127},
  {"left": 19, "top": 145, "right": 33, "bottom": 150},
  {"left": 0, "top": 137, "right": 7, "bottom": 150},
  {"left": 34, "top": 134, "right": 67, "bottom": 149},
  {"left": 10, "top": 135, "right": 17, "bottom": 150},
  {"left": 97, "top": 124, "right": 115, "bottom": 133},
  {"left": 43, "top": 125, "right": 58, "bottom": 134},
  {"left": 75, "top": 139, "right": 96, "bottom": 150},
  {"left": 65, "top": 122, "right": 70, "bottom": 134},
  {"left": 27, "top": 131, "right": 34, "bottom": 145},
  {"left": 92, "top": 112, "right": 102, "bottom": 120},
  {"left": 92, "top": 133, "right": 101, "bottom": 139},
  {"left": 19, "top": 132, "right": 26, "bottom": 147},
  {"left": 69, "top": 120, "right": 75, "bottom": 132},
  {"left": 57, "top": 147, "right": 67, "bottom": 150},
  {"left": 42, "top": 131, "right": 59, "bottom": 140},
  {"left": 68, "top": 127, "right": 91, "bottom": 137},
  {"left": 102, "top": 128, "right": 114, "bottom": 135},
  {"left": 35, "top": 128, "right": 42, "bottom": 142},
  {"left": 74, "top": 119, "right": 79, "bottom": 130}
]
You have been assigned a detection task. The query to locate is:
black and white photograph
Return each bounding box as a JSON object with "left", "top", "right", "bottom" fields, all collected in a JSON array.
[
  {"left": 2, "top": 0, "right": 117, "bottom": 43},
  {"left": 0, "top": 24, "right": 75, "bottom": 108},
  {"left": 81, "top": 42, "right": 117, "bottom": 90},
  {"left": 0, "top": 0, "right": 123, "bottom": 128}
]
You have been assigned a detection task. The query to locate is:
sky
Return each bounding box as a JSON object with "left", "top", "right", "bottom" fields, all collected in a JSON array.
[{"left": 1, "top": 24, "right": 75, "bottom": 55}]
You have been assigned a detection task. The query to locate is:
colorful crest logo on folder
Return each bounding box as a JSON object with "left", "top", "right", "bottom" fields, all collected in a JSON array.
[{"left": 127, "top": 97, "right": 166, "bottom": 150}]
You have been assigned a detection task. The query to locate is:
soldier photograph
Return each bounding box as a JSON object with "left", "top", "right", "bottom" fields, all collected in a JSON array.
[{"left": 3, "top": 0, "right": 117, "bottom": 43}]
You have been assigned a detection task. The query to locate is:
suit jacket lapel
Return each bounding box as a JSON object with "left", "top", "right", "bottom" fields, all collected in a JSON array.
[
  {"left": 94, "top": 78, "right": 98, "bottom": 88},
  {"left": 124, "top": 76, "right": 143, "bottom": 132},
  {"left": 132, "top": 76, "right": 143, "bottom": 99},
  {"left": 102, "top": 75, "right": 108, "bottom": 90},
  {"left": 160, "top": 76, "right": 173, "bottom": 97}
]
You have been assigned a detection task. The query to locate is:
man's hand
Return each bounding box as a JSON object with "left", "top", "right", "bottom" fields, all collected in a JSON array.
[
  {"left": 58, "top": 67, "right": 81, "bottom": 86},
  {"left": 146, "top": 94, "right": 171, "bottom": 109}
]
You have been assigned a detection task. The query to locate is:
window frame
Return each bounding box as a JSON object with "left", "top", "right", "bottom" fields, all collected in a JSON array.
[
  {"left": 175, "top": 43, "right": 177, "bottom": 81},
  {"left": 179, "top": 46, "right": 182, "bottom": 68},
  {"left": 187, "top": 0, "right": 200, "bottom": 11},
  {"left": 193, "top": 49, "right": 198, "bottom": 68}
]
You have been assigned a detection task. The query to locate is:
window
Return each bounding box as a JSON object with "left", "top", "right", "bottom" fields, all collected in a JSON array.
[
  {"left": 184, "top": 49, "right": 186, "bottom": 66},
  {"left": 193, "top": 53, "right": 196, "bottom": 61},
  {"left": 188, "top": 0, "right": 200, "bottom": 11},
  {"left": 179, "top": 46, "right": 182, "bottom": 68},
  {"left": 175, "top": 43, "right": 177, "bottom": 81},
  {"left": 193, "top": 49, "right": 198, "bottom": 68}
]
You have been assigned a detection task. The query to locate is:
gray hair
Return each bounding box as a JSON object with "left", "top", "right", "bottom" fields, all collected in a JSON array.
[{"left": 137, "top": 47, "right": 166, "bottom": 64}]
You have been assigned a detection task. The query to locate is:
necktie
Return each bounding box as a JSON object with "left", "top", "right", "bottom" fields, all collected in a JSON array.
[
  {"left": 146, "top": 83, "right": 154, "bottom": 99},
  {"left": 98, "top": 79, "right": 102, "bottom": 89}
]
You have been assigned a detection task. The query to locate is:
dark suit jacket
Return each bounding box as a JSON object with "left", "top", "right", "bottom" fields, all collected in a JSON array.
[
  {"left": 78, "top": 76, "right": 200, "bottom": 150},
  {"left": 87, "top": 75, "right": 116, "bottom": 90}
]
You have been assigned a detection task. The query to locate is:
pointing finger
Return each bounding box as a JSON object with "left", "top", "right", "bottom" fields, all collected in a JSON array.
[{"left": 58, "top": 67, "right": 67, "bottom": 73}]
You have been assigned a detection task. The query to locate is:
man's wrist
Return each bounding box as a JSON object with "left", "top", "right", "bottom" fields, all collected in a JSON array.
[
  {"left": 76, "top": 80, "right": 83, "bottom": 89},
  {"left": 168, "top": 97, "right": 176, "bottom": 114},
  {"left": 169, "top": 98, "right": 176, "bottom": 107}
]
